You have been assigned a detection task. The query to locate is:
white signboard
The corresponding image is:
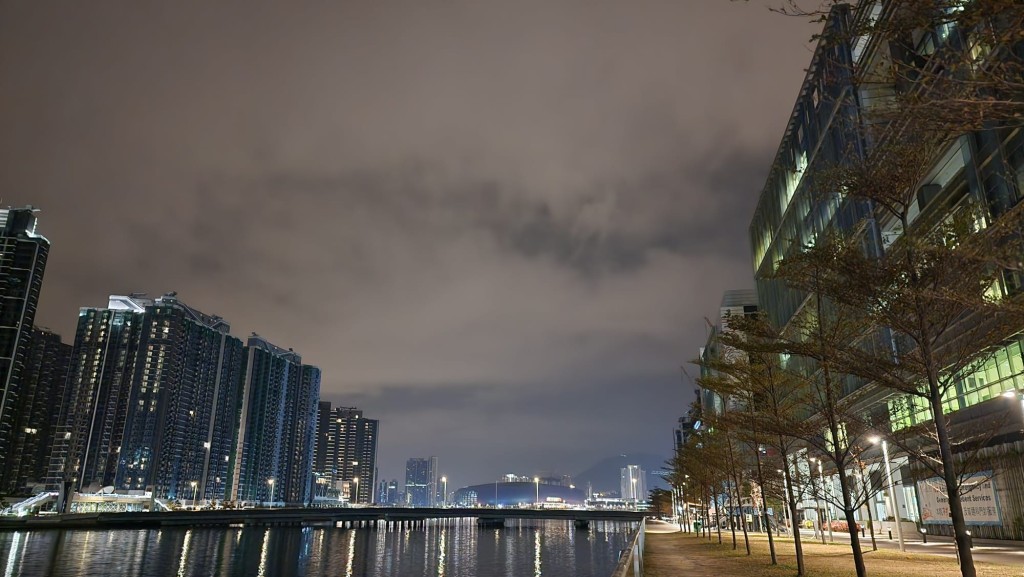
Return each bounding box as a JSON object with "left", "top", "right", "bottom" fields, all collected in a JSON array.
[{"left": 918, "top": 473, "right": 1000, "bottom": 526}]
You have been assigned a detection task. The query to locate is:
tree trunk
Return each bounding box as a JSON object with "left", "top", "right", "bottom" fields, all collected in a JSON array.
[
  {"left": 726, "top": 482, "right": 737, "bottom": 548},
  {"left": 838, "top": 470, "right": 868, "bottom": 577},
  {"left": 781, "top": 444, "right": 806, "bottom": 576},
  {"left": 726, "top": 440, "right": 751, "bottom": 555},
  {"left": 754, "top": 445, "right": 778, "bottom": 564},
  {"left": 858, "top": 461, "right": 877, "bottom": 551},
  {"left": 715, "top": 484, "right": 723, "bottom": 544},
  {"left": 929, "top": 383, "right": 976, "bottom": 577}
]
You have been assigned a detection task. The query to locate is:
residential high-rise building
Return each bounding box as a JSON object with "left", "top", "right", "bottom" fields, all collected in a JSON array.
[
  {"left": 230, "top": 335, "right": 319, "bottom": 505},
  {"left": 405, "top": 456, "right": 438, "bottom": 507},
  {"left": 0, "top": 208, "right": 50, "bottom": 492},
  {"left": 376, "top": 479, "right": 399, "bottom": 505},
  {"left": 620, "top": 465, "right": 646, "bottom": 502},
  {"left": 313, "top": 404, "right": 378, "bottom": 504},
  {"left": 47, "top": 294, "right": 246, "bottom": 501},
  {"left": 48, "top": 297, "right": 148, "bottom": 492},
  {"left": 4, "top": 327, "right": 70, "bottom": 493},
  {"left": 115, "top": 294, "right": 245, "bottom": 502}
]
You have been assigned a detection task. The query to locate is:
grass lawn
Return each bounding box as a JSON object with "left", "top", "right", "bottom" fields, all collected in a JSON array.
[{"left": 643, "top": 531, "right": 1024, "bottom": 577}]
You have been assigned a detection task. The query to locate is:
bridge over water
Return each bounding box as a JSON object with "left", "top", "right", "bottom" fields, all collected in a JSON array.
[{"left": 0, "top": 506, "right": 645, "bottom": 532}]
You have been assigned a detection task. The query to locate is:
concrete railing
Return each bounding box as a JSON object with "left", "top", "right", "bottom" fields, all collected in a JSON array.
[{"left": 611, "top": 520, "right": 645, "bottom": 577}]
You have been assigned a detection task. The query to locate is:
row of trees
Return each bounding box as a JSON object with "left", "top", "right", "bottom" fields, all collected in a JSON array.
[{"left": 671, "top": 2, "right": 1024, "bottom": 577}]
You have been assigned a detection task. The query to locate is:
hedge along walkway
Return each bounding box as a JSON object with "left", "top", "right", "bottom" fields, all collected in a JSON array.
[{"left": 643, "top": 532, "right": 1024, "bottom": 577}]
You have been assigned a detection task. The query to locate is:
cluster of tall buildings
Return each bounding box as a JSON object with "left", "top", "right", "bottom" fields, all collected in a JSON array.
[
  {"left": 0, "top": 207, "right": 328, "bottom": 506},
  {"left": 688, "top": 2, "right": 1024, "bottom": 539}
]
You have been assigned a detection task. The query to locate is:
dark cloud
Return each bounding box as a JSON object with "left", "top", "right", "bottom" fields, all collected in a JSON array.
[{"left": 0, "top": 0, "right": 814, "bottom": 484}]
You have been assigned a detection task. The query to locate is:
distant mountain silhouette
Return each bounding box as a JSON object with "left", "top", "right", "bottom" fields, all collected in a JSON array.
[{"left": 574, "top": 453, "right": 670, "bottom": 496}]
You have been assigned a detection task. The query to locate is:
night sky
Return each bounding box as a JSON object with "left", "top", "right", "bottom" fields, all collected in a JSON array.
[{"left": 0, "top": 1, "right": 813, "bottom": 488}]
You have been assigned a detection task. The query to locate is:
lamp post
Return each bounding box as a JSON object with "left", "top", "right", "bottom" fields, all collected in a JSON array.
[
  {"left": 353, "top": 477, "right": 360, "bottom": 505},
  {"left": 191, "top": 480, "right": 198, "bottom": 508},
  {"left": 856, "top": 463, "right": 877, "bottom": 551},
  {"left": 777, "top": 469, "right": 791, "bottom": 535},
  {"left": 441, "top": 476, "right": 448, "bottom": 507},
  {"left": 816, "top": 459, "right": 834, "bottom": 543},
  {"left": 870, "top": 435, "right": 905, "bottom": 552},
  {"left": 808, "top": 458, "right": 825, "bottom": 544},
  {"left": 267, "top": 478, "right": 275, "bottom": 508},
  {"left": 534, "top": 477, "right": 540, "bottom": 506}
]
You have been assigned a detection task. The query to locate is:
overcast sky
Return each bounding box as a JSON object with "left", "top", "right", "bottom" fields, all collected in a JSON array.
[{"left": 1, "top": 1, "right": 814, "bottom": 487}]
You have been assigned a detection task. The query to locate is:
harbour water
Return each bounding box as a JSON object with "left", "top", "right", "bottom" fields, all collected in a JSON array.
[{"left": 0, "top": 519, "right": 636, "bottom": 577}]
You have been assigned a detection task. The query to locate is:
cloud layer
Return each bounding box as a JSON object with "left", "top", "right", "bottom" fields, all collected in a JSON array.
[{"left": 0, "top": 0, "right": 814, "bottom": 484}]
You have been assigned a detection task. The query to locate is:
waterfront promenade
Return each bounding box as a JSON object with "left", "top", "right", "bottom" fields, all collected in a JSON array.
[{"left": 642, "top": 521, "right": 1024, "bottom": 577}]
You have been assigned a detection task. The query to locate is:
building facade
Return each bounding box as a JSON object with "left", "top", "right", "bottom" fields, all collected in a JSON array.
[
  {"left": 312, "top": 404, "right": 378, "bottom": 504},
  {"left": 4, "top": 327, "right": 70, "bottom": 493},
  {"left": 620, "top": 465, "right": 646, "bottom": 502},
  {"left": 47, "top": 294, "right": 247, "bottom": 501},
  {"left": 405, "top": 456, "right": 438, "bottom": 507},
  {"left": 746, "top": 2, "right": 1024, "bottom": 538},
  {"left": 697, "top": 289, "right": 759, "bottom": 418},
  {"left": 0, "top": 208, "right": 50, "bottom": 493},
  {"left": 48, "top": 299, "right": 148, "bottom": 492},
  {"left": 47, "top": 294, "right": 320, "bottom": 507},
  {"left": 230, "top": 335, "right": 319, "bottom": 505}
]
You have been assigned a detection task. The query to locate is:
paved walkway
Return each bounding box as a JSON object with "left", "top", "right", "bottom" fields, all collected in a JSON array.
[
  {"left": 799, "top": 528, "right": 1024, "bottom": 566},
  {"left": 642, "top": 520, "right": 722, "bottom": 577}
]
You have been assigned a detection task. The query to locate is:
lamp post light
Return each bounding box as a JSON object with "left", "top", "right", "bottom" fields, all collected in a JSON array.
[
  {"left": 1003, "top": 390, "right": 1024, "bottom": 431},
  {"left": 267, "top": 478, "right": 276, "bottom": 508},
  {"left": 534, "top": 477, "right": 540, "bottom": 506},
  {"left": 869, "top": 435, "right": 905, "bottom": 552},
  {"left": 441, "top": 476, "right": 448, "bottom": 507}
]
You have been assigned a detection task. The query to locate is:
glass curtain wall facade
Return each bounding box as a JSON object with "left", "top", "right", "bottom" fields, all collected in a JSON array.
[
  {"left": 748, "top": 1, "right": 1024, "bottom": 538},
  {"left": 0, "top": 208, "right": 50, "bottom": 493}
]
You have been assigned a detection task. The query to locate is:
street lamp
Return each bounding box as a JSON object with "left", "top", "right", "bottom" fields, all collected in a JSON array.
[
  {"left": 534, "top": 477, "right": 540, "bottom": 506},
  {"left": 777, "top": 469, "right": 791, "bottom": 535},
  {"left": 267, "top": 478, "right": 276, "bottom": 507},
  {"left": 869, "top": 435, "right": 905, "bottom": 552},
  {"left": 815, "top": 458, "right": 834, "bottom": 543},
  {"left": 190, "top": 480, "right": 198, "bottom": 508},
  {"left": 808, "top": 458, "right": 827, "bottom": 544},
  {"left": 441, "top": 476, "right": 448, "bottom": 507}
]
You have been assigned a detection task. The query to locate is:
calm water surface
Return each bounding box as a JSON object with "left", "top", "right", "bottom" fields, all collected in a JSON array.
[{"left": 0, "top": 519, "right": 635, "bottom": 577}]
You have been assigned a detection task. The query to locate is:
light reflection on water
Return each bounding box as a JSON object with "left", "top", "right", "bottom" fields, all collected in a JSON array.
[{"left": 0, "top": 519, "right": 633, "bottom": 577}]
